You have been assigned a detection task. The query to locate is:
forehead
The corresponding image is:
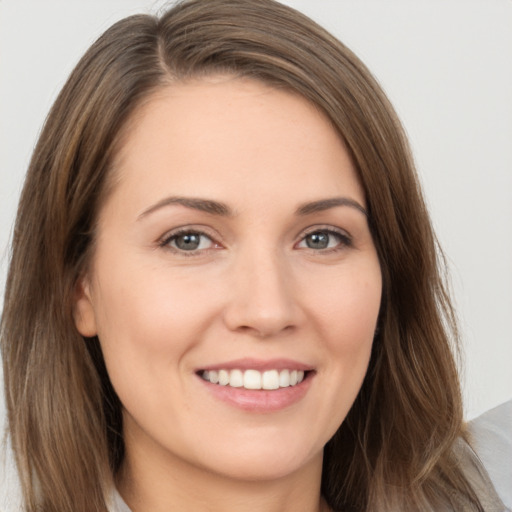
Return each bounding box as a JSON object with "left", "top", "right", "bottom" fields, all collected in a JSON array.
[{"left": 108, "top": 76, "right": 365, "bottom": 215}]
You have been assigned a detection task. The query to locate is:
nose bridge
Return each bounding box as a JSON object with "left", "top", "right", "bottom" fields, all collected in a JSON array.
[{"left": 224, "top": 241, "right": 297, "bottom": 337}]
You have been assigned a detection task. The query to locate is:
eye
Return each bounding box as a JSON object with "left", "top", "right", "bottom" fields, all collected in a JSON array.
[
  {"left": 296, "top": 229, "right": 351, "bottom": 251},
  {"left": 162, "top": 230, "right": 216, "bottom": 252}
]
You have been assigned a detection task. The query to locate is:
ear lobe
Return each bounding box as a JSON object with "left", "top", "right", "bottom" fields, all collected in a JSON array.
[{"left": 73, "top": 276, "right": 98, "bottom": 337}]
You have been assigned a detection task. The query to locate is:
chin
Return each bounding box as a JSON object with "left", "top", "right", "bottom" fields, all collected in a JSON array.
[
  {"left": 187, "top": 432, "right": 326, "bottom": 483},
  {"left": 205, "top": 450, "right": 323, "bottom": 483}
]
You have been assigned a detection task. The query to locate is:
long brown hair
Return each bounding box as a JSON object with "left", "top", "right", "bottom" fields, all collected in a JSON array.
[{"left": 1, "top": 1, "right": 481, "bottom": 510}]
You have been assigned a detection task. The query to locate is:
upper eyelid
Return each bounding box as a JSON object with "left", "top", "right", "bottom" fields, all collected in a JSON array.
[
  {"left": 298, "top": 224, "right": 351, "bottom": 240},
  {"left": 159, "top": 225, "right": 221, "bottom": 244}
]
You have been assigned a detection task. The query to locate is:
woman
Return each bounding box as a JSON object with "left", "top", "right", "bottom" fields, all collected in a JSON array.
[{"left": 0, "top": 1, "right": 505, "bottom": 511}]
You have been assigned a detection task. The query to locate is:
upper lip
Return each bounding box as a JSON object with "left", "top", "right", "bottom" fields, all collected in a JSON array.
[{"left": 197, "top": 358, "right": 314, "bottom": 372}]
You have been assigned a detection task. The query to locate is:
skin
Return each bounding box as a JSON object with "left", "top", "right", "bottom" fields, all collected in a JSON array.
[{"left": 74, "top": 76, "right": 382, "bottom": 512}]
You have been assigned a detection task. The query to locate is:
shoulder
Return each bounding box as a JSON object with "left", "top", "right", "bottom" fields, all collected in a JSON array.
[
  {"left": 450, "top": 436, "right": 507, "bottom": 511},
  {"left": 0, "top": 432, "right": 23, "bottom": 512},
  {"left": 468, "top": 400, "right": 512, "bottom": 511}
]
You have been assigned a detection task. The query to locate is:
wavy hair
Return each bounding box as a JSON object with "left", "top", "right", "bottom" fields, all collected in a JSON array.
[{"left": 1, "top": 1, "right": 481, "bottom": 510}]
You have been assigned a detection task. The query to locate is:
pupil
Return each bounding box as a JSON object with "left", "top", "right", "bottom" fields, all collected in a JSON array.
[
  {"left": 176, "top": 233, "right": 200, "bottom": 250},
  {"left": 307, "top": 232, "right": 328, "bottom": 249}
]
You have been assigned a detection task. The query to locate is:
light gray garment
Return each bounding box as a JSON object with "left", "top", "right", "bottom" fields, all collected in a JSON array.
[
  {"left": 468, "top": 399, "right": 512, "bottom": 511},
  {"left": 110, "top": 488, "right": 132, "bottom": 512},
  {"left": 452, "top": 436, "right": 508, "bottom": 511},
  {"left": 0, "top": 435, "right": 23, "bottom": 512}
]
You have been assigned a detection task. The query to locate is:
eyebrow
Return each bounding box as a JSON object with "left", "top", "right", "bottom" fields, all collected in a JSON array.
[
  {"left": 295, "top": 197, "right": 368, "bottom": 217},
  {"left": 138, "top": 196, "right": 233, "bottom": 220},
  {"left": 138, "top": 195, "right": 367, "bottom": 220}
]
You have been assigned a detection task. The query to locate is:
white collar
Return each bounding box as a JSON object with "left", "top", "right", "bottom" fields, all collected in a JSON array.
[{"left": 110, "top": 488, "right": 132, "bottom": 512}]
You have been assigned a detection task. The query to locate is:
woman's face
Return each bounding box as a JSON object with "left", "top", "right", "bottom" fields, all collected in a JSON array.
[{"left": 74, "top": 77, "right": 382, "bottom": 484}]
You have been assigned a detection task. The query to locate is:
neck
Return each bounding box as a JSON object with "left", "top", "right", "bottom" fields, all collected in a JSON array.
[{"left": 117, "top": 440, "right": 327, "bottom": 512}]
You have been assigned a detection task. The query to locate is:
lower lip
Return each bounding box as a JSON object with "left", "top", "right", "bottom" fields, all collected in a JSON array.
[{"left": 198, "top": 373, "right": 314, "bottom": 413}]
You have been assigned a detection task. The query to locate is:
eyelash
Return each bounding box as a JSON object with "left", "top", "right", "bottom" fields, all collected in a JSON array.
[
  {"left": 298, "top": 227, "right": 353, "bottom": 253},
  {"left": 158, "top": 226, "right": 352, "bottom": 256},
  {"left": 158, "top": 228, "right": 220, "bottom": 256}
]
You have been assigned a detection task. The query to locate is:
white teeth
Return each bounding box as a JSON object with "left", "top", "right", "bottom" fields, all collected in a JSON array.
[
  {"left": 279, "top": 369, "right": 290, "bottom": 387},
  {"left": 229, "top": 369, "right": 243, "bottom": 387},
  {"left": 244, "top": 369, "right": 262, "bottom": 389},
  {"left": 201, "top": 368, "right": 308, "bottom": 389},
  {"left": 262, "top": 370, "right": 279, "bottom": 390},
  {"left": 218, "top": 369, "right": 229, "bottom": 386}
]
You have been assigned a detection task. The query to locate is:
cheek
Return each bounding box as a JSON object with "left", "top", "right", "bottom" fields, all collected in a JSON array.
[
  {"left": 95, "top": 257, "right": 212, "bottom": 333},
  {"left": 305, "top": 261, "right": 381, "bottom": 394},
  {"left": 90, "top": 261, "right": 223, "bottom": 389},
  {"left": 308, "top": 263, "right": 381, "bottom": 347},
  {"left": 288, "top": 262, "right": 381, "bottom": 445}
]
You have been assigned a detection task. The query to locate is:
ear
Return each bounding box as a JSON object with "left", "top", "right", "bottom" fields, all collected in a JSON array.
[{"left": 73, "top": 275, "right": 98, "bottom": 337}]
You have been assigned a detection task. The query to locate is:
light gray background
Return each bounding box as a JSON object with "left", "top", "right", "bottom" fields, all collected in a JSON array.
[{"left": 0, "top": 0, "right": 511, "bottom": 425}]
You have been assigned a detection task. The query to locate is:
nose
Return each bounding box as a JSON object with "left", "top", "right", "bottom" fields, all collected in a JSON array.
[{"left": 223, "top": 247, "right": 300, "bottom": 338}]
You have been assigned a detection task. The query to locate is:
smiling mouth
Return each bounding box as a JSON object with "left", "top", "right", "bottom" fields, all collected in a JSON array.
[{"left": 199, "top": 369, "right": 309, "bottom": 390}]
